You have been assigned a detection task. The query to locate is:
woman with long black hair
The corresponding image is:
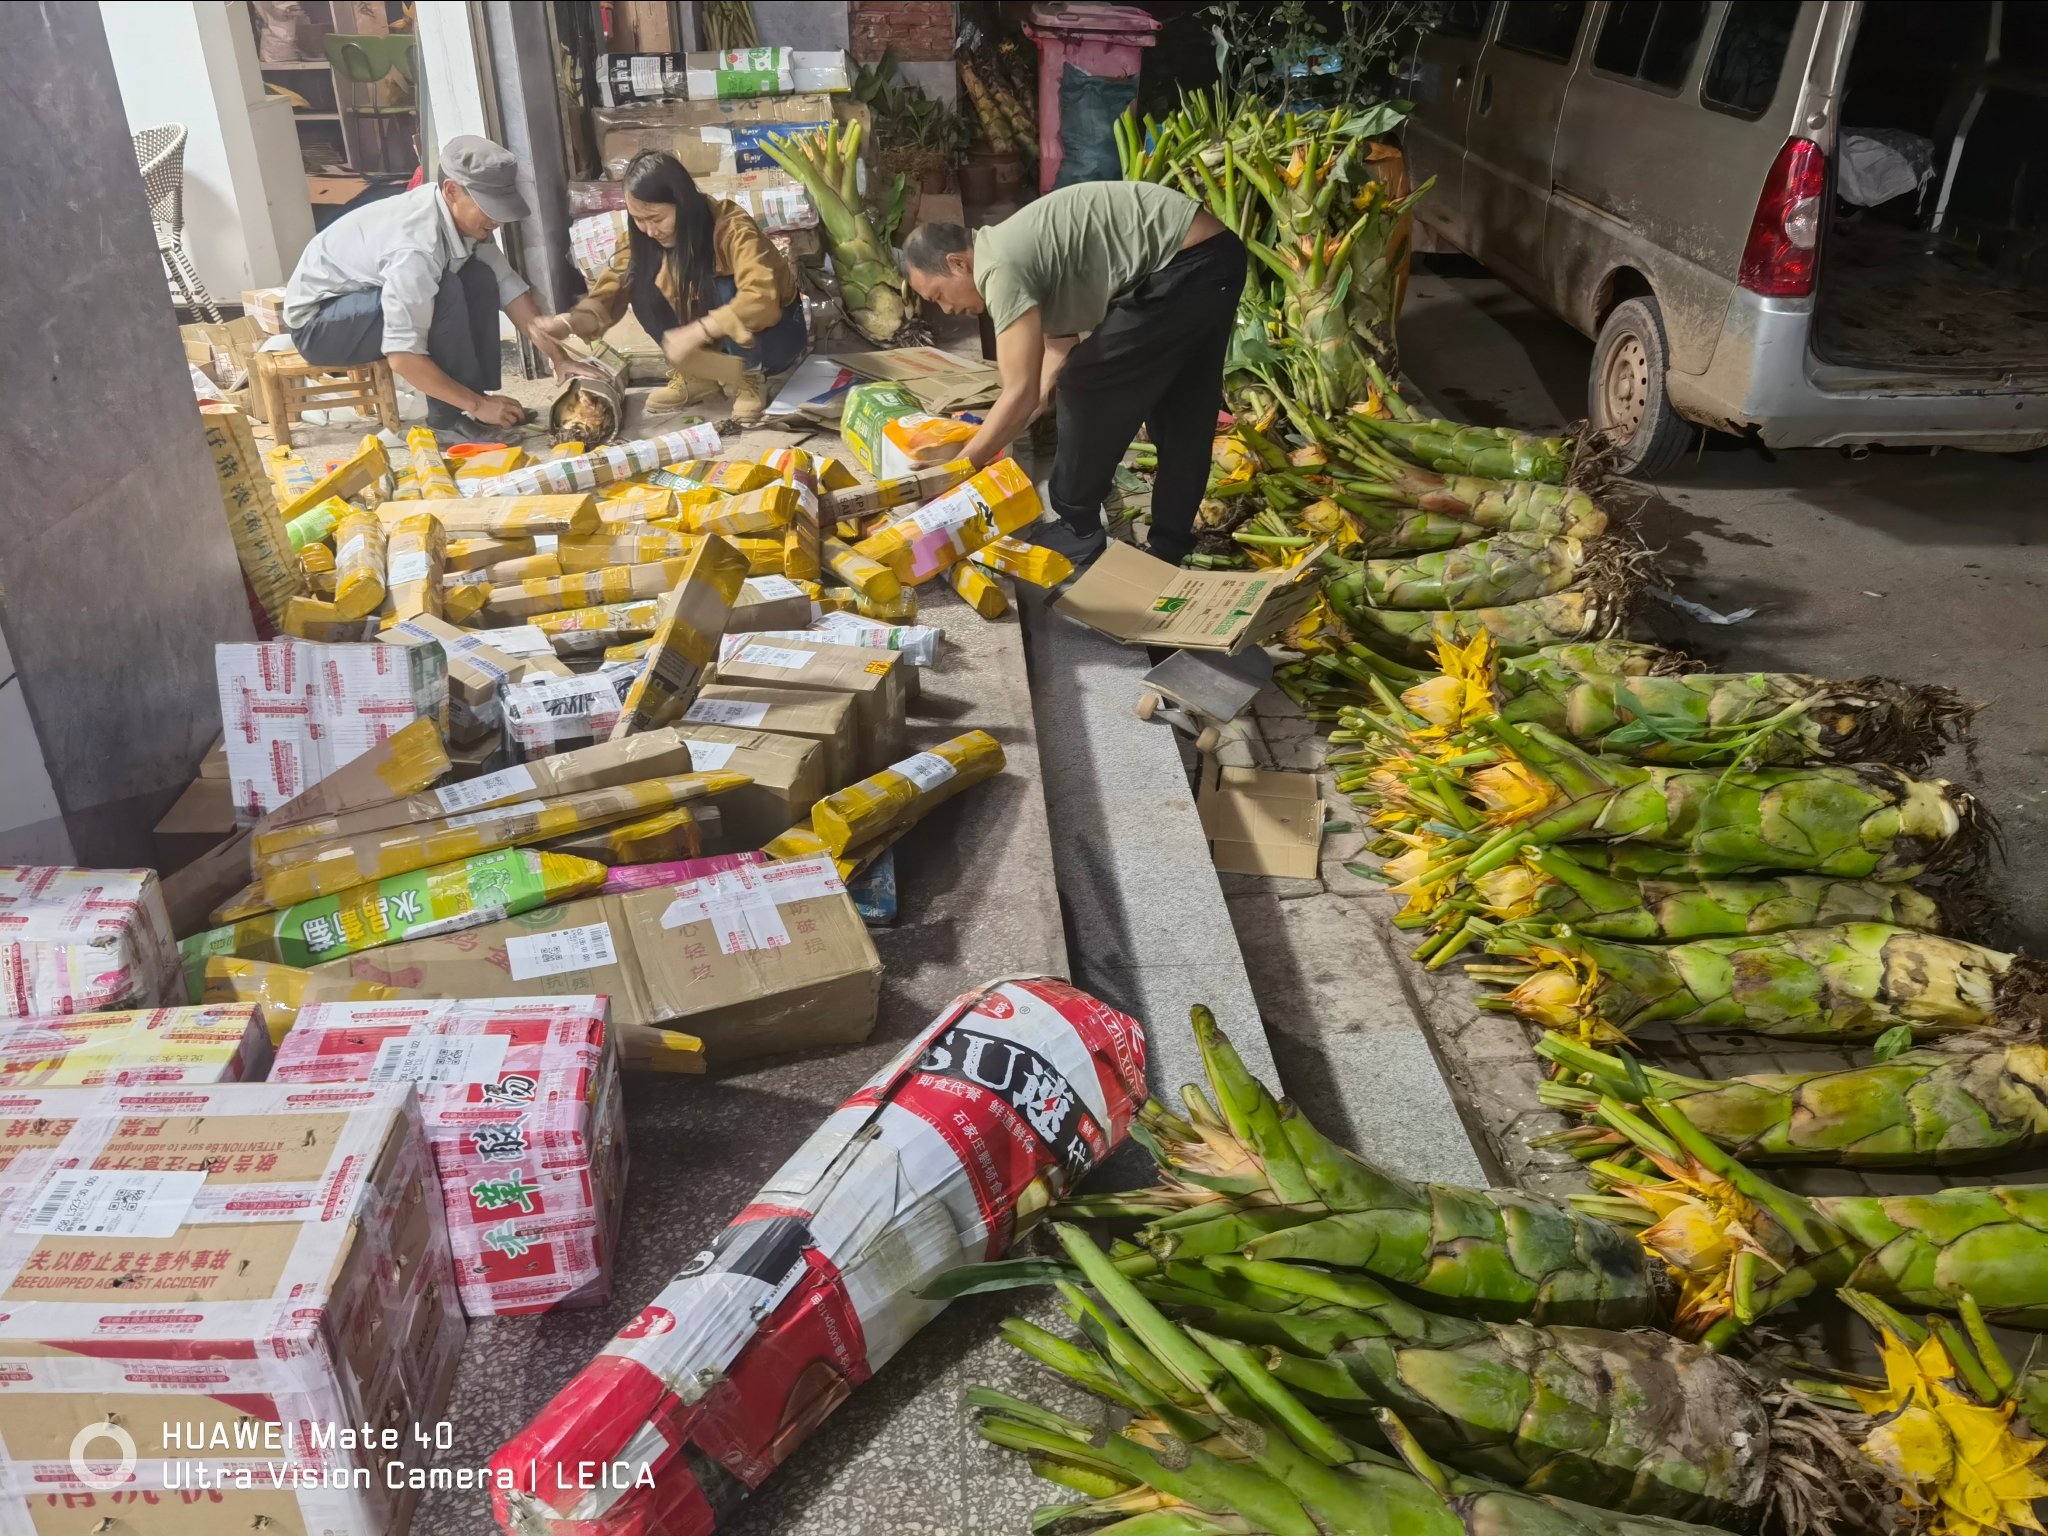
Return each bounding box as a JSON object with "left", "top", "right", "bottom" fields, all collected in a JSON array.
[{"left": 544, "top": 150, "right": 806, "bottom": 423}]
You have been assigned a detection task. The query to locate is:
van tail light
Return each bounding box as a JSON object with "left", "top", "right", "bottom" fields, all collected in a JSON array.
[{"left": 1739, "top": 139, "right": 1827, "bottom": 296}]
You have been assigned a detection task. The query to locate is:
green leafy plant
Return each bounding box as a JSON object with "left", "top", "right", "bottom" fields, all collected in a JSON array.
[{"left": 1206, "top": 1, "right": 1448, "bottom": 107}]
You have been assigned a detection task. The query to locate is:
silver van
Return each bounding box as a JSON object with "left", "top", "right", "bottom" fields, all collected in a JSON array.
[{"left": 1404, "top": 1, "right": 2048, "bottom": 473}]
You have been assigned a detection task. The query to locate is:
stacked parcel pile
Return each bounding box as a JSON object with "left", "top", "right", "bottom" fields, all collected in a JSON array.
[{"left": 0, "top": 1080, "right": 465, "bottom": 1535}]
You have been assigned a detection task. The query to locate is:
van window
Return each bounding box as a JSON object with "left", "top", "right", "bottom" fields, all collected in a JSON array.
[
  {"left": 1594, "top": 1, "right": 1710, "bottom": 89},
  {"left": 1701, "top": 0, "right": 1801, "bottom": 118},
  {"left": 1436, "top": 2, "right": 1495, "bottom": 40},
  {"left": 1494, "top": 1, "right": 1587, "bottom": 63}
]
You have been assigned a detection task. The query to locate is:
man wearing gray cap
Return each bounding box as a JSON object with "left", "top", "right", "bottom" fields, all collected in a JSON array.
[{"left": 285, "top": 135, "right": 592, "bottom": 441}]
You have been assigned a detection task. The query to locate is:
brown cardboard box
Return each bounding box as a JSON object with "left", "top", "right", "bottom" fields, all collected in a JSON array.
[
  {"left": 668, "top": 723, "right": 824, "bottom": 845},
  {"left": 1197, "top": 761, "right": 1326, "bottom": 878},
  {"left": 181, "top": 315, "right": 264, "bottom": 384},
  {"left": 374, "top": 494, "right": 598, "bottom": 539},
  {"left": 199, "top": 733, "right": 229, "bottom": 778},
  {"left": 1056, "top": 540, "right": 1329, "bottom": 655},
  {"left": 709, "top": 640, "right": 908, "bottom": 775},
  {"left": 152, "top": 776, "right": 237, "bottom": 874},
  {"left": 730, "top": 575, "right": 814, "bottom": 632},
  {"left": 310, "top": 859, "right": 880, "bottom": 1064},
  {"left": 0, "top": 1081, "right": 464, "bottom": 1535},
  {"left": 686, "top": 684, "right": 858, "bottom": 790},
  {"left": 159, "top": 826, "right": 254, "bottom": 940},
  {"left": 253, "top": 716, "right": 452, "bottom": 837},
  {"left": 378, "top": 612, "right": 548, "bottom": 741}
]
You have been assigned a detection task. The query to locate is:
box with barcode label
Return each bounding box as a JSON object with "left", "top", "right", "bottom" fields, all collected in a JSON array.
[
  {"left": 274, "top": 997, "right": 627, "bottom": 1318},
  {"left": 687, "top": 684, "right": 857, "bottom": 788},
  {"left": 503, "top": 663, "right": 643, "bottom": 758},
  {"left": 663, "top": 724, "right": 822, "bottom": 845},
  {"left": 0, "top": 1081, "right": 464, "bottom": 1536},
  {"left": 308, "top": 858, "right": 880, "bottom": 1066},
  {"left": 709, "top": 639, "right": 908, "bottom": 775},
  {"left": 0, "top": 1003, "right": 270, "bottom": 1086}
]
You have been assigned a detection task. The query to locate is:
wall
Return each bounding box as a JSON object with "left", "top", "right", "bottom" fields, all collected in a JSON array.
[
  {"left": 100, "top": 0, "right": 313, "bottom": 300},
  {"left": 845, "top": 0, "right": 958, "bottom": 102},
  {"left": 0, "top": 2, "right": 258, "bottom": 866}
]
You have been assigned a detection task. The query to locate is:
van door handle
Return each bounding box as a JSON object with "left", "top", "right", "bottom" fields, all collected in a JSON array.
[
  {"left": 1478, "top": 75, "right": 1494, "bottom": 114},
  {"left": 1455, "top": 66, "right": 1468, "bottom": 92}
]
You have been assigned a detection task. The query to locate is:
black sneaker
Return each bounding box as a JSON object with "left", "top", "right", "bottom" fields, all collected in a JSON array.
[
  {"left": 425, "top": 412, "right": 518, "bottom": 445},
  {"left": 1027, "top": 518, "right": 1109, "bottom": 569}
]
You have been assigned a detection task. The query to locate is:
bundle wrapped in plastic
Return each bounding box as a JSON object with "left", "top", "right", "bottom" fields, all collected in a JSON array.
[
  {"left": 948, "top": 559, "right": 1009, "bottom": 618},
  {"left": 468, "top": 426, "right": 723, "bottom": 498},
  {"left": 810, "top": 730, "right": 1004, "bottom": 854},
  {"left": 332, "top": 506, "right": 388, "bottom": 620},
  {"left": 971, "top": 533, "right": 1073, "bottom": 588},
  {"left": 490, "top": 975, "right": 1147, "bottom": 1536},
  {"left": 684, "top": 483, "right": 806, "bottom": 537},
  {"left": 853, "top": 458, "right": 1040, "bottom": 585},
  {"left": 559, "top": 531, "right": 698, "bottom": 572},
  {"left": 408, "top": 425, "right": 458, "bottom": 499},
  {"left": 382, "top": 509, "right": 447, "bottom": 625}
]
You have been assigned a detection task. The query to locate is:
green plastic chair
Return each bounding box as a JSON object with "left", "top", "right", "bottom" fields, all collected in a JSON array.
[{"left": 323, "top": 34, "right": 417, "bottom": 173}]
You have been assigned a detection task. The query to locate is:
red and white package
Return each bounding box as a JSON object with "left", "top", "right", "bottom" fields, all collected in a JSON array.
[
  {"left": 273, "top": 995, "right": 628, "bottom": 1319},
  {"left": 489, "top": 975, "right": 1148, "bottom": 1535}
]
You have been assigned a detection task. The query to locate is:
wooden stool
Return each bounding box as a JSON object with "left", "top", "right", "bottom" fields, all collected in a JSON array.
[{"left": 255, "top": 347, "right": 400, "bottom": 447}]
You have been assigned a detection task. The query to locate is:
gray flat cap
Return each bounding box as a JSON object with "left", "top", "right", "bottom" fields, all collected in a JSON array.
[{"left": 441, "top": 135, "right": 530, "bottom": 223}]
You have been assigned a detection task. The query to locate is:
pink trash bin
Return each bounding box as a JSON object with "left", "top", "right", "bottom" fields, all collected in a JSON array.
[{"left": 1022, "top": 3, "right": 1162, "bottom": 194}]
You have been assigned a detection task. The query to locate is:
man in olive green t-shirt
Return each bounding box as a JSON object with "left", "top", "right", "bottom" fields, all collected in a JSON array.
[{"left": 903, "top": 182, "right": 1247, "bottom": 567}]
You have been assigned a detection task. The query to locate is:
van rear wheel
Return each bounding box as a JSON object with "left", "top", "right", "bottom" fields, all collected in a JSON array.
[{"left": 1589, "top": 297, "right": 1695, "bottom": 478}]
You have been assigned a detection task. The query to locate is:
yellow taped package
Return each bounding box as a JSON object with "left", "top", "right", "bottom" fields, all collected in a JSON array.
[
  {"left": 490, "top": 551, "right": 562, "bottom": 585},
  {"left": 374, "top": 493, "right": 598, "bottom": 538},
  {"left": 811, "top": 729, "right": 1005, "bottom": 854},
  {"left": 758, "top": 447, "right": 816, "bottom": 489},
  {"left": 533, "top": 599, "right": 662, "bottom": 652},
  {"left": 442, "top": 570, "right": 491, "bottom": 622},
  {"left": 255, "top": 716, "right": 453, "bottom": 835},
  {"left": 783, "top": 489, "right": 822, "bottom": 583},
  {"left": 283, "top": 595, "right": 367, "bottom": 641},
  {"left": 0, "top": 1004, "right": 271, "bottom": 1086},
  {"left": 489, "top": 555, "right": 700, "bottom": 620},
  {"left": 278, "top": 434, "right": 391, "bottom": 523},
  {"left": 731, "top": 537, "right": 787, "bottom": 576},
  {"left": 254, "top": 726, "right": 699, "bottom": 876},
  {"left": 822, "top": 536, "right": 901, "bottom": 603},
  {"left": 599, "top": 483, "right": 679, "bottom": 523},
  {"left": 391, "top": 463, "right": 421, "bottom": 501},
  {"left": 202, "top": 955, "right": 397, "bottom": 1046},
  {"left": 611, "top": 534, "right": 751, "bottom": 738},
  {"left": 260, "top": 770, "right": 752, "bottom": 906},
  {"left": 882, "top": 412, "right": 978, "bottom": 467},
  {"left": 686, "top": 483, "right": 803, "bottom": 537},
  {"left": 949, "top": 560, "right": 1010, "bottom": 618},
  {"left": 857, "top": 585, "right": 918, "bottom": 621},
  {"left": 209, "top": 880, "right": 273, "bottom": 926},
  {"left": 202, "top": 403, "right": 308, "bottom": 627},
  {"left": 604, "top": 638, "right": 652, "bottom": 662},
  {"left": 814, "top": 456, "right": 860, "bottom": 492},
  {"left": 331, "top": 507, "right": 388, "bottom": 620},
  {"left": 408, "top": 425, "right": 458, "bottom": 499},
  {"left": 559, "top": 531, "right": 698, "bottom": 572},
  {"left": 544, "top": 805, "right": 704, "bottom": 865},
  {"left": 971, "top": 533, "right": 1073, "bottom": 588},
  {"left": 816, "top": 586, "right": 859, "bottom": 615},
  {"left": 854, "top": 457, "right": 1041, "bottom": 585},
  {"left": 450, "top": 445, "right": 527, "bottom": 481},
  {"left": 760, "top": 822, "right": 905, "bottom": 881},
  {"left": 267, "top": 445, "right": 321, "bottom": 505},
  {"left": 381, "top": 510, "right": 447, "bottom": 626},
  {"left": 819, "top": 458, "right": 974, "bottom": 521},
  {"left": 702, "top": 461, "right": 775, "bottom": 495},
  {"left": 447, "top": 536, "right": 535, "bottom": 571},
  {"left": 300, "top": 540, "right": 336, "bottom": 576}
]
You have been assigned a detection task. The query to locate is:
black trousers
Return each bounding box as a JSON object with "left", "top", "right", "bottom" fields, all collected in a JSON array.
[
  {"left": 1049, "top": 230, "right": 1247, "bottom": 565},
  {"left": 289, "top": 261, "right": 501, "bottom": 427}
]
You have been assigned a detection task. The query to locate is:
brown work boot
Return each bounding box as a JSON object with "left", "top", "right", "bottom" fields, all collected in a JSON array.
[
  {"left": 644, "top": 369, "right": 723, "bottom": 416},
  {"left": 730, "top": 369, "right": 769, "bottom": 424}
]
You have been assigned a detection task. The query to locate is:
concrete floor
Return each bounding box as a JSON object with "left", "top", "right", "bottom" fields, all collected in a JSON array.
[{"left": 1401, "top": 261, "right": 2048, "bottom": 950}]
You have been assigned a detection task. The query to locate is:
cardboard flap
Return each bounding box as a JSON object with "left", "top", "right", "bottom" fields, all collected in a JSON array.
[
  {"left": 1055, "top": 541, "right": 1331, "bottom": 654},
  {"left": 1198, "top": 763, "right": 1324, "bottom": 879}
]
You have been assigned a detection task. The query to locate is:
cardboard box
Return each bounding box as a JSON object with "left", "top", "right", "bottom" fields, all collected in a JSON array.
[
  {"left": 730, "top": 574, "right": 813, "bottom": 632},
  {"left": 467, "top": 426, "right": 723, "bottom": 499},
  {"left": 820, "top": 460, "right": 974, "bottom": 521},
  {"left": 380, "top": 613, "right": 548, "bottom": 741},
  {"left": 274, "top": 996, "right": 630, "bottom": 1318},
  {"left": 686, "top": 684, "right": 857, "bottom": 789},
  {"left": 152, "top": 776, "right": 238, "bottom": 873},
  {"left": 1056, "top": 541, "right": 1329, "bottom": 655},
  {"left": 199, "top": 733, "right": 229, "bottom": 778},
  {"left": 709, "top": 640, "right": 908, "bottom": 775},
  {"left": 202, "top": 404, "right": 308, "bottom": 631},
  {"left": 0, "top": 1081, "right": 463, "bottom": 1536},
  {"left": 254, "top": 716, "right": 451, "bottom": 839},
  {"left": 0, "top": 1003, "right": 270, "bottom": 1086},
  {"left": 545, "top": 802, "right": 719, "bottom": 864},
  {"left": 159, "top": 828, "right": 255, "bottom": 942},
  {"left": 830, "top": 345, "right": 1003, "bottom": 414},
  {"left": 503, "top": 664, "right": 641, "bottom": 757},
  {"left": 488, "top": 555, "right": 699, "bottom": 621},
  {"left": 591, "top": 91, "right": 840, "bottom": 134},
  {"left": 181, "top": 315, "right": 264, "bottom": 385},
  {"left": 240, "top": 284, "right": 288, "bottom": 332},
  {"left": 1198, "top": 762, "right": 1326, "bottom": 878},
  {"left": 0, "top": 867, "right": 182, "bottom": 1018},
  {"left": 215, "top": 639, "right": 449, "bottom": 820},
  {"left": 311, "top": 858, "right": 880, "bottom": 1065},
  {"left": 374, "top": 493, "right": 599, "bottom": 539},
  {"left": 667, "top": 724, "right": 823, "bottom": 845},
  {"left": 608, "top": 534, "right": 750, "bottom": 738}
]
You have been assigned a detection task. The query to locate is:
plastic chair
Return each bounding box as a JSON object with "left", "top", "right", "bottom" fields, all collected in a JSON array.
[
  {"left": 132, "top": 123, "right": 223, "bottom": 322},
  {"left": 324, "top": 34, "right": 419, "bottom": 174}
]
